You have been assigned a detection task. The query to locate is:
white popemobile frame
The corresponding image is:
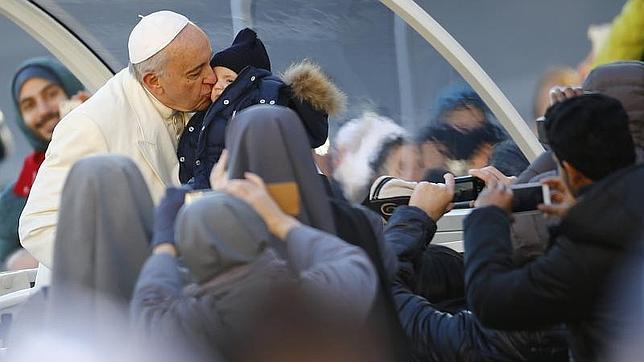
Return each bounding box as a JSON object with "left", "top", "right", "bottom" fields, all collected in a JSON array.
[{"left": 0, "top": 0, "right": 544, "bottom": 306}]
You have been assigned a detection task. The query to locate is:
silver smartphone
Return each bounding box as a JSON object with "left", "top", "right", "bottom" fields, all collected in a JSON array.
[{"left": 510, "top": 182, "right": 551, "bottom": 213}]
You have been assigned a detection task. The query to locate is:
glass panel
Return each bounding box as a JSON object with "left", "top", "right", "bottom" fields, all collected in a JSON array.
[{"left": 26, "top": 0, "right": 626, "bottom": 203}]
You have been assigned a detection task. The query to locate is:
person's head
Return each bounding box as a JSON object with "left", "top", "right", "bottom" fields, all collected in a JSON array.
[
  {"left": 583, "top": 61, "right": 644, "bottom": 163},
  {"left": 11, "top": 57, "right": 84, "bottom": 150},
  {"left": 128, "top": 11, "right": 216, "bottom": 112},
  {"left": 418, "top": 122, "right": 506, "bottom": 175},
  {"left": 430, "top": 83, "right": 492, "bottom": 131},
  {"left": 333, "top": 112, "right": 418, "bottom": 202},
  {"left": 370, "top": 137, "right": 422, "bottom": 183},
  {"left": 545, "top": 94, "right": 636, "bottom": 195},
  {"left": 210, "top": 28, "right": 271, "bottom": 102},
  {"left": 176, "top": 192, "right": 269, "bottom": 284}
]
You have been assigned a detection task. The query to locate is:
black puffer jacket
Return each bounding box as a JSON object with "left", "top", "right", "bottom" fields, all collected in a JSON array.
[
  {"left": 387, "top": 206, "right": 568, "bottom": 361},
  {"left": 465, "top": 164, "right": 644, "bottom": 361},
  {"left": 178, "top": 61, "right": 345, "bottom": 189}
]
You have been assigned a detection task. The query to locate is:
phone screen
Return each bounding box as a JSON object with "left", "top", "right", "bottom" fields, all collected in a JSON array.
[
  {"left": 511, "top": 183, "right": 548, "bottom": 213},
  {"left": 453, "top": 176, "right": 485, "bottom": 203}
]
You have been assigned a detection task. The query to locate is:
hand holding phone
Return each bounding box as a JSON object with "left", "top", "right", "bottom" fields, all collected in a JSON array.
[{"left": 537, "top": 177, "right": 575, "bottom": 217}]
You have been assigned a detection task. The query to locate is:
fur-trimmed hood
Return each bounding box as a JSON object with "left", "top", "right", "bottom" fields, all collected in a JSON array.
[{"left": 281, "top": 60, "right": 347, "bottom": 117}]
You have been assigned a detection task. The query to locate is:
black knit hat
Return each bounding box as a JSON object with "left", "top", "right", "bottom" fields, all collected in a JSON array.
[{"left": 210, "top": 28, "right": 271, "bottom": 73}]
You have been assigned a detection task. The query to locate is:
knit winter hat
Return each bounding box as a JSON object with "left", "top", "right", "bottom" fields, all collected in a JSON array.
[{"left": 210, "top": 28, "right": 271, "bottom": 73}]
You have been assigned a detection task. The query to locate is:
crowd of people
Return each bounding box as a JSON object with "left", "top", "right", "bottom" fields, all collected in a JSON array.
[{"left": 0, "top": 2, "right": 642, "bottom": 361}]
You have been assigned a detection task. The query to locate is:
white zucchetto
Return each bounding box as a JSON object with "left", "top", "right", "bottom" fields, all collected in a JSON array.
[{"left": 128, "top": 10, "right": 190, "bottom": 64}]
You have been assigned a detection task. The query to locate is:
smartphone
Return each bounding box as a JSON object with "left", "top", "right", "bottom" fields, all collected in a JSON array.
[
  {"left": 510, "top": 182, "right": 551, "bottom": 213},
  {"left": 453, "top": 176, "right": 485, "bottom": 203}
]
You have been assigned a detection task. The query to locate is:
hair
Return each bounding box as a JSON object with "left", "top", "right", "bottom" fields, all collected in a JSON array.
[
  {"left": 545, "top": 93, "right": 636, "bottom": 181},
  {"left": 370, "top": 136, "right": 405, "bottom": 176},
  {"left": 490, "top": 140, "right": 530, "bottom": 177},
  {"left": 418, "top": 122, "right": 506, "bottom": 160},
  {"left": 128, "top": 45, "right": 169, "bottom": 83},
  {"left": 430, "top": 82, "right": 492, "bottom": 125}
]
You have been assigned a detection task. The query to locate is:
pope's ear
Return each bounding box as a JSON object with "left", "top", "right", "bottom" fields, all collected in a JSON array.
[{"left": 142, "top": 72, "right": 163, "bottom": 94}]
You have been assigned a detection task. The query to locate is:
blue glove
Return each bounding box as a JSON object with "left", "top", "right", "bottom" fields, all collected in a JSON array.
[{"left": 151, "top": 187, "right": 190, "bottom": 247}]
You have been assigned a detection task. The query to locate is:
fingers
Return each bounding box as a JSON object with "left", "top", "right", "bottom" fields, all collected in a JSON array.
[
  {"left": 244, "top": 172, "right": 266, "bottom": 189},
  {"left": 541, "top": 176, "right": 564, "bottom": 188},
  {"left": 487, "top": 167, "right": 510, "bottom": 184},
  {"left": 549, "top": 86, "right": 583, "bottom": 105},
  {"left": 210, "top": 150, "right": 229, "bottom": 189},
  {"left": 538, "top": 203, "right": 566, "bottom": 217},
  {"left": 469, "top": 166, "right": 511, "bottom": 185},
  {"left": 443, "top": 173, "right": 455, "bottom": 193}
]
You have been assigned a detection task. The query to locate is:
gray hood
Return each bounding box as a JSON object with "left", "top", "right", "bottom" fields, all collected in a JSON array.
[
  {"left": 176, "top": 192, "right": 270, "bottom": 283},
  {"left": 583, "top": 61, "right": 644, "bottom": 161}
]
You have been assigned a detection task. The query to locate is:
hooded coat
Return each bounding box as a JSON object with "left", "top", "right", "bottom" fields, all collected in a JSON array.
[
  {"left": 583, "top": 61, "right": 644, "bottom": 162},
  {"left": 0, "top": 57, "right": 84, "bottom": 264},
  {"left": 464, "top": 164, "right": 644, "bottom": 361},
  {"left": 130, "top": 193, "right": 377, "bottom": 360},
  {"left": 178, "top": 60, "right": 346, "bottom": 189}
]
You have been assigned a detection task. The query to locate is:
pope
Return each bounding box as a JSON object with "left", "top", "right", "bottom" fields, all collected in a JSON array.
[{"left": 19, "top": 11, "right": 217, "bottom": 268}]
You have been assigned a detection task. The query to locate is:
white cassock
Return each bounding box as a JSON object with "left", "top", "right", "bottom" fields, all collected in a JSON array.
[{"left": 19, "top": 67, "right": 188, "bottom": 268}]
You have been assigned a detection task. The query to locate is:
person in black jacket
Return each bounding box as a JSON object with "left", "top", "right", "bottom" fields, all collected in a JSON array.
[
  {"left": 464, "top": 94, "right": 644, "bottom": 361},
  {"left": 383, "top": 177, "right": 568, "bottom": 361},
  {"left": 177, "top": 28, "right": 345, "bottom": 189}
]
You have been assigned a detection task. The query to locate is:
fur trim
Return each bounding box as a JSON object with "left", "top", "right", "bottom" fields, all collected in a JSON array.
[{"left": 281, "top": 60, "right": 347, "bottom": 116}]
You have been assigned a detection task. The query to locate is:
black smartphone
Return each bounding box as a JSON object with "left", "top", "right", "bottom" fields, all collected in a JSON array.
[
  {"left": 453, "top": 176, "right": 485, "bottom": 203},
  {"left": 511, "top": 182, "right": 551, "bottom": 213}
]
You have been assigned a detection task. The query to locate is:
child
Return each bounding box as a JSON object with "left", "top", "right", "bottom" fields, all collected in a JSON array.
[{"left": 178, "top": 28, "right": 346, "bottom": 189}]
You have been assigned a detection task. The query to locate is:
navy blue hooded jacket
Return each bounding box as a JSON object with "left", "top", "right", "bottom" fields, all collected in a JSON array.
[{"left": 178, "top": 61, "right": 345, "bottom": 189}]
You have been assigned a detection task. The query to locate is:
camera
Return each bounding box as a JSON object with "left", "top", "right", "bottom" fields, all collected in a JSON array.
[
  {"left": 366, "top": 175, "right": 486, "bottom": 219},
  {"left": 452, "top": 175, "right": 485, "bottom": 203}
]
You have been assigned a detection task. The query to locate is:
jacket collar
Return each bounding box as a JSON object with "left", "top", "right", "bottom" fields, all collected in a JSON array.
[{"left": 558, "top": 164, "right": 644, "bottom": 248}]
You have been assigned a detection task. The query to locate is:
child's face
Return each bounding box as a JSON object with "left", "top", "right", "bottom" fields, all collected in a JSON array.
[{"left": 211, "top": 66, "right": 239, "bottom": 102}]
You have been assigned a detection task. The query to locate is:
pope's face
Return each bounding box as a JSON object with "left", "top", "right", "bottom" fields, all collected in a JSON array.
[{"left": 158, "top": 25, "right": 216, "bottom": 112}]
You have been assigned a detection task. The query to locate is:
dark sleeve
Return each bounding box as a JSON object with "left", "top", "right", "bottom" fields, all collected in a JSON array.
[
  {"left": 392, "top": 281, "right": 468, "bottom": 361},
  {"left": 358, "top": 206, "right": 400, "bottom": 282},
  {"left": 130, "top": 253, "right": 218, "bottom": 338},
  {"left": 130, "top": 253, "right": 185, "bottom": 329},
  {"left": 464, "top": 206, "right": 589, "bottom": 330},
  {"left": 384, "top": 206, "right": 437, "bottom": 285}
]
